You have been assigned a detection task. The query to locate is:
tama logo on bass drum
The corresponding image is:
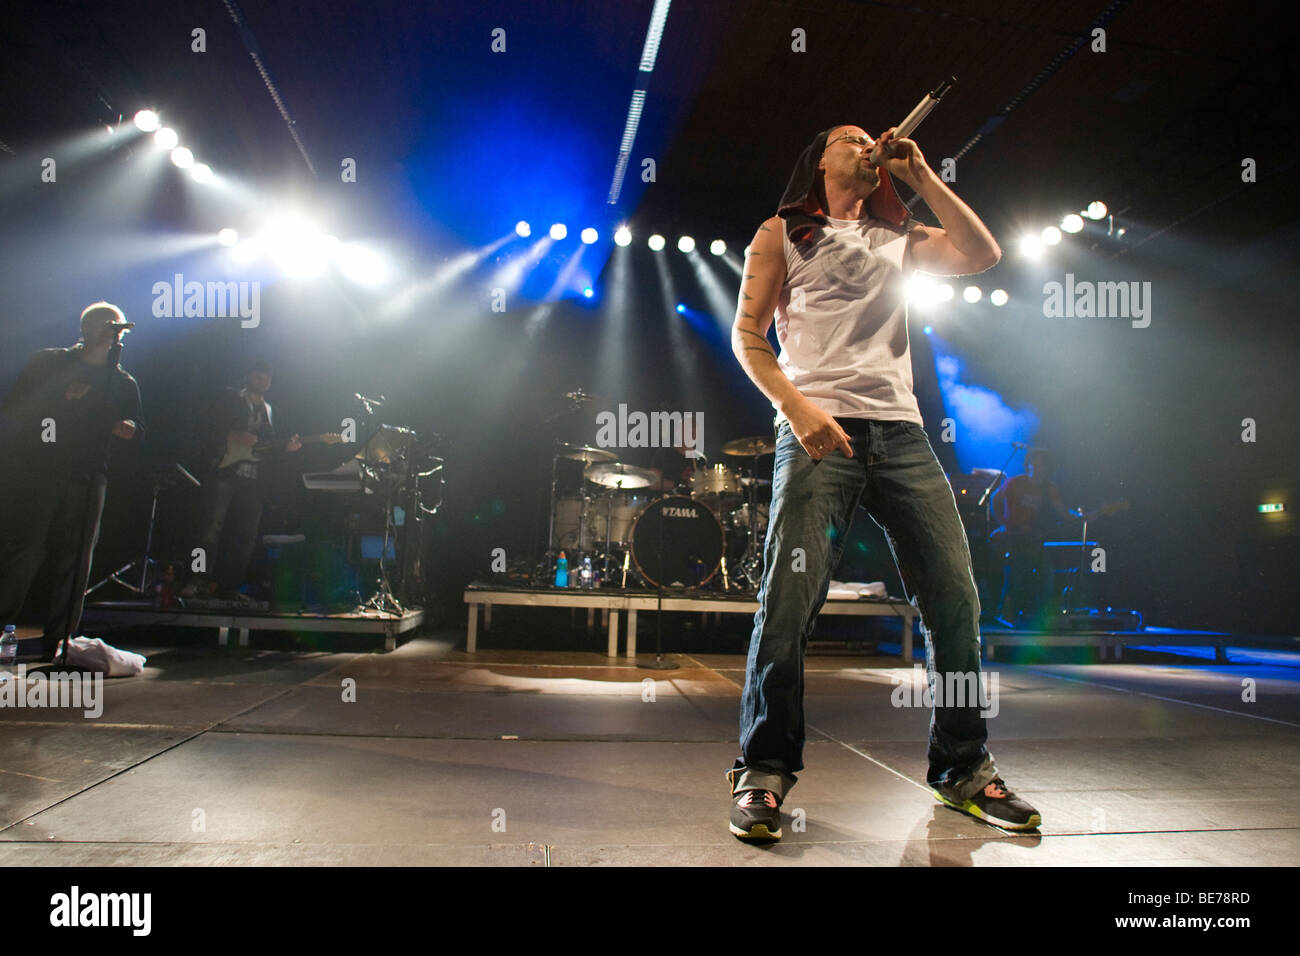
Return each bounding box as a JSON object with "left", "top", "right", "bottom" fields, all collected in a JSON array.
[{"left": 662, "top": 506, "right": 696, "bottom": 518}]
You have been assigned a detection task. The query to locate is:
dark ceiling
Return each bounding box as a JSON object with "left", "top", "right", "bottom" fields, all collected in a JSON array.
[{"left": 2, "top": 0, "right": 1297, "bottom": 256}]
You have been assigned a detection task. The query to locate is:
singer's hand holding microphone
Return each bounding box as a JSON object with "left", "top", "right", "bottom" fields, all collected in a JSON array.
[{"left": 868, "top": 127, "right": 929, "bottom": 187}]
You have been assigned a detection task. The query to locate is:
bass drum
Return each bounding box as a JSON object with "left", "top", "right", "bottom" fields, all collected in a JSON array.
[{"left": 628, "top": 495, "right": 725, "bottom": 589}]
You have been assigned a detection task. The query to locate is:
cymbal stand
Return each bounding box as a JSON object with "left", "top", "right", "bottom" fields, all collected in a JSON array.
[{"left": 357, "top": 460, "right": 405, "bottom": 616}]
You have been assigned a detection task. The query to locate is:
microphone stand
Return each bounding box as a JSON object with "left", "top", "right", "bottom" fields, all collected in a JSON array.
[{"left": 59, "top": 336, "right": 123, "bottom": 667}]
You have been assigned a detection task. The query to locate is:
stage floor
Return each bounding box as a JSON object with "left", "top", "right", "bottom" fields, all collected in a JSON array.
[{"left": 1, "top": 632, "right": 1297, "bottom": 866}]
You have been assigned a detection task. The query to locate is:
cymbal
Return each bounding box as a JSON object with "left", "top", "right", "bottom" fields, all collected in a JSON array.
[
  {"left": 584, "top": 462, "right": 660, "bottom": 489},
  {"left": 723, "top": 435, "right": 776, "bottom": 457},
  {"left": 556, "top": 442, "right": 618, "bottom": 464}
]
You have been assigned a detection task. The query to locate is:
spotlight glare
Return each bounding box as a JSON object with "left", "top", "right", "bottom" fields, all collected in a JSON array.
[
  {"left": 614, "top": 226, "right": 632, "bottom": 246},
  {"left": 217, "top": 228, "right": 238, "bottom": 247},
  {"left": 515, "top": 221, "right": 531, "bottom": 238},
  {"left": 905, "top": 273, "right": 939, "bottom": 307},
  {"left": 1018, "top": 235, "right": 1044, "bottom": 259},
  {"left": 1060, "top": 213, "right": 1084, "bottom": 234},
  {"left": 1085, "top": 201, "right": 1108, "bottom": 220},
  {"left": 133, "top": 109, "right": 161, "bottom": 132},
  {"left": 190, "top": 163, "right": 213, "bottom": 183},
  {"left": 170, "top": 146, "right": 194, "bottom": 169},
  {"left": 337, "top": 243, "right": 392, "bottom": 287},
  {"left": 1116, "top": 227, "right": 1127, "bottom": 237},
  {"left": 154, "top": 127, "right": 178, "bottom": 150},
  {"left": 710, "top": 239, "right": 726, "bottom": 256},
  {"left": 648, "top": 234, "right": 665, "bottom": 251},
  {"left": 580, "top": 227, "right": 598, "bottom": 244},
  {"left": 1040, "top": 226, "right": 1062, "bottom": 246},
  {"left": 990, "top": 289, "right": 1009, "bottom": 306},
  {"left": 262, "top": 216, "right": 329, "bottom": 278},
  {"left": 962, "top": 285, "right": 981, "bottom": 303},
  {"left": 583, "top": 287, "right": 594, "bottom": 298},
  {"left": 676, "top": 303, "right": 686, "bottom": 313},
  {"left": 937, "top": 283, "right": 954, "bottom": 301},
  {"left": 923, "top": 325, "right": 933, "bottom": 335},
  {"left": 549, "top": 223, "right": 567, "bottom": 240},
  {"left": 677, "top": 235, "right": 695, "bottom": 253}
]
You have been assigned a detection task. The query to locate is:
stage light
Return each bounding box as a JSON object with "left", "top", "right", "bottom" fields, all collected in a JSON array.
[
  {"left": 549, "top": 223, "right": 567, "bottom": 240},
  {"left": 1061, "top": 213, "right": 1084, "bottom": 234},
  {"left": 515, "top": 221, "right": 531, "bottom": 238},
  {"left": 1116, "top": 227, "right": 1127, "bottom": 237},
  {"left": 231, "top": 240, "right": 258, "bottom": 264},
  {"left": 676, "top": 303, "right": 686, "bottom": 313},
  {"left": 648, "top": 234, "right": 665, "bottom": 251},
  {"left": 677, "top": 235, "right": 695, "bottom": 253},
  {"left": 580, "top": 227, "right": 598, "bottom": 244},
  {"left": 1085, "top": 200, "right": 1108, "bottom": 220},
  {"left": 154, "top": 127, "right": 178, "bottom": 150},
  {"left": 905, "top": 273, "right": 938, "bottom": 306},
  {"left": 990, "top": 289, "right": 1008, "bottom": 306},
  {"left": 217, "top": 228, "right": 238, "bottom": 247},
  {"left": 336, "top": 243, "right": 391, "bottom": 287},
  {"left": 1018, "top": 235, "right": 1044, "bottom": 259},
  {"left": 1041, "top": 226, "right": 1062, "bottom": 246},
  {"left": 170, "top": 146, "right": 194, "bottom": 169},
  {"left": 1257, "top": 503, "right": 1285, "bottom": 513},
  {"left": 133, "top": 109, "right": 161, "bottom": 132},
  {"left": 937, "top": 283, "right": 954, "bottom": 301},
  {"left": 614, "top": 226, "right": 632, "bottom": 246},
  {"left": 262, "top": 216, "right": 329, "bottom": 278},
  {"left": 963, "top": 285, "right": 982, "bottom": 303},
  {"left": 710, "top": 239, "right": 726, "bottom": 256},
  {"left": 190, "top": 163, "right": 213, "bottom": 183},
  {"left": 583, "top": 287, "right": 594, "bottom": 298},
  {"left": 923, "top": 325, "right": 933, "bottom": 335}
]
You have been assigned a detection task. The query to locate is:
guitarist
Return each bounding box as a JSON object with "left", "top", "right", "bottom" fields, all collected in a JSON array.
[{"left": 182, "top": 361, "right": 300, "bottom": 600}]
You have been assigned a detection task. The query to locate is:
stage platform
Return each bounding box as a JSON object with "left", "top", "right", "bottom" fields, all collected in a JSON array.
[
  {"left": 464, "top": 582, "right": 919, "bottom": 660},
  {"left": 1, "top": 631, "right": 1296, "bottom": 867},
  {"left": 79, "top": 600, "right": 424, "bottom": 651}
]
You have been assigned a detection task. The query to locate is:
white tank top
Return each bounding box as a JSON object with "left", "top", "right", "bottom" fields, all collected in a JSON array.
[{"left": 773, "top": 215, "right": 924, "bottom": 424}]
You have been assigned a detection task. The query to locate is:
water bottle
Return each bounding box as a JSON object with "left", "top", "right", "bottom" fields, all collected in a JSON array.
[
  {"left": 554, "top": 551, "right": 568, "bottom": 588},
  {"left": 1, "top": 625, "right": 17, "bottom": 681},
  {"left": 580, "top": 556, "right": 593, "bottom": 589}
]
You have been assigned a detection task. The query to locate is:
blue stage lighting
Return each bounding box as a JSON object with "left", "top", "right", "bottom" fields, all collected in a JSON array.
[{"left": 676, "top": 303, "right": 686, "bottom": 313}]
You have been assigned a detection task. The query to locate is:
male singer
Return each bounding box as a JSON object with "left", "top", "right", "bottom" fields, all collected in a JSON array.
[
  {"left": 0, "top": 302, "right": 143, "bottom": 660},
  {"left": 727, "top": 124, "right": 1040, "bottom": 839}
]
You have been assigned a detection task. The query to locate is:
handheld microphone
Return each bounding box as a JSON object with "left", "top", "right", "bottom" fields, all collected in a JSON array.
[{"left": 867, "top": 76, "right": 956, "bottom": 167}]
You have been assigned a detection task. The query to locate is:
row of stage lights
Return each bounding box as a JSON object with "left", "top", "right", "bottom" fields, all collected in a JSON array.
[
  {"left": 130, "top": 109, "right": 214, "bottom": 183},
  {"left": 1018, "top": 200, "right": 1122, "bottom": 258},
  {"left": 514, "top": 221, "right": 729, "bottom": 255},
  {"left": 128, "top": 109, "right": 387, "bottom": 284}
]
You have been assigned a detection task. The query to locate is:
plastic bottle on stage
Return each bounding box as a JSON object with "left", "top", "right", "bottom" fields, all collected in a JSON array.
[
  {"left": 555, "top": 551, "right": 569, "bottom": 588},
  {"left": 0, "top": 625, "right": 16, "bottom": 682},
  {"left": 581, "top": 556, "right": 594, "bottom": 589}
]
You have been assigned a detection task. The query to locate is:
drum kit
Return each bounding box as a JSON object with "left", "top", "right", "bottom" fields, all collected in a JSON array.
[{"left": 544, "top": 434, "right": 775, "bottom": 590}]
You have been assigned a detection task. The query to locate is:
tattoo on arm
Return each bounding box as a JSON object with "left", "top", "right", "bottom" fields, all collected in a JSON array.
[{"left": 734, "top": 327, "right": 770, "bottom": 345}]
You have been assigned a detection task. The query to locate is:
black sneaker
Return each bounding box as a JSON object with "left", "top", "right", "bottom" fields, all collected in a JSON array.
[
  {"left": 933, "top": 777, "right": 1041, "bottom": 831},
  {"left": 730, "top": 788, "right": 782, "bottom": 841}
]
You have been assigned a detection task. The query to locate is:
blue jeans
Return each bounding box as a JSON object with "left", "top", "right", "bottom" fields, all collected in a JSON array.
[{"left": 729, "top": 418, "right": 997, "bottom": 803}]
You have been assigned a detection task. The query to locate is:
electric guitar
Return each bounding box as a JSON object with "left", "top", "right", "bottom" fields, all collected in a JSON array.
[{"left": 217, "top": 432, "right": 344, "bottom": 471}]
